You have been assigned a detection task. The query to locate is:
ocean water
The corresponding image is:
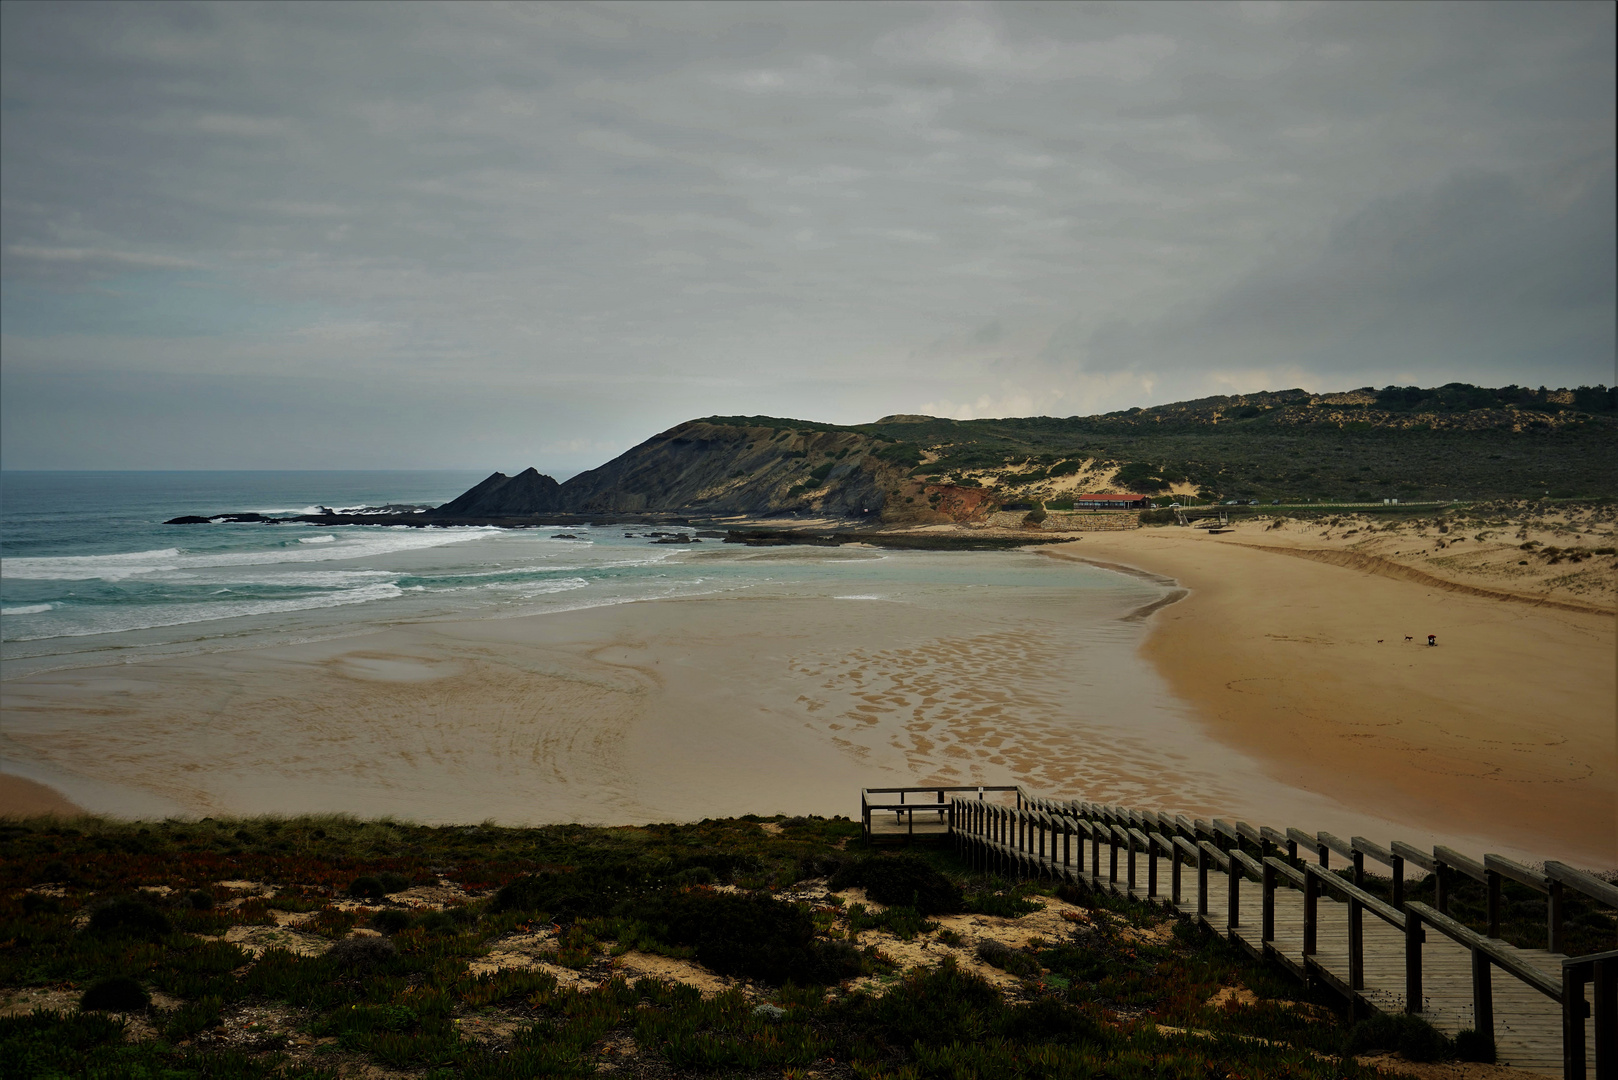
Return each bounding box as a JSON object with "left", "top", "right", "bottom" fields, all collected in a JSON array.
[{"left": 1, "top": 471, "right": 1165, "bottom": 678}]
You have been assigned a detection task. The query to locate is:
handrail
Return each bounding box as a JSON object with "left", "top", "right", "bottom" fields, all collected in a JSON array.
[
  {"left": 1406, "top": 902, "right": 1562, "bottom": 1002},
  {"left": 936, "top": 784, "right": 1611, "bottom": 1075},
  {"left": 862, "top": 785, "right": 1018, "bottom": 795},
  {"left": 1198, "top": 839, "right": 1231, "bottom": 873},
  {"left": 1434, "top": 845, "right": 1487, "bottom": 884},
  {"left": 1484, "top": 853, "right": 1549, "bottom": 893},
  {"left": 1351, "top": 836, "right": 1394, "bottom": 867},
  {"left": 1263, "top": 855, "right": 1306, "bottom": 889},
  {"left": 1545, "top": 861, "right": 1618, "bottom": 908},
  {"left": 1390, "top": 840, "right": 1436, "bottom": 873},
  {"left": 1318, "top": 831, "right": 1355, "bottom": 862},
  {"left": 1304, "top": 862, "right": 1404, "bottom": 930}
]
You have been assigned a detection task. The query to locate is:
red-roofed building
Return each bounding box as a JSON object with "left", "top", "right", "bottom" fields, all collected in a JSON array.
[{"left": 1074, "top": 493, "right": 1155, "bottom": 509}]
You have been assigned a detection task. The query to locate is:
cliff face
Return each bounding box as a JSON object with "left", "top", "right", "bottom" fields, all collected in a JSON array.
[
  {"left": 429, "top": 420, "right": 938, "bottom": 521},
  {"left": 555, "top": 420, "right": 900, "bottom": 519}
]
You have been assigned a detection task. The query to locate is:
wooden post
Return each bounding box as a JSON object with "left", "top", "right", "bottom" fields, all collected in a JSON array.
[
  {"left": 1348, "top": 891, "right": 1364, "bottom": 991},
  {"left": 1548, "top": 880, "right": 1565, "bottom": 954},
  {"left": 1485, "top": 869, "right": 1501, "bottom": 938},
  {"left": 1405, "top": 908, "right": 1423, "bottom": 1014},
  {"left": 1470, "top": 948, "right": 1494, "bottom": 1061},
  {"left": 1435, "top": 862, "right": 1448, "bottom": 915},
  {"left": 1563, "top": 963, "right": 1587, "bottom": 1080},
  {"left": 1303, "top": 869, "right": 1318, "bottom": 957},
  {"left": 1147, "top": 838, "right": 1159, "bottom": 899},
  {"left": 1352, "top": 849, "right": 1364, "bottom": 889},
  {"left": 1392, "top": 852, "right": 1405, "bottom": 909},
  {"left": 1109, "top": 827, "right": 1120, "bottom": 886},
  {"left": 1228, "top": 856, "right": 1241, "bottom": 931},
  {"left": 1262, "top": 860, "right": 1276, "bottom": 943},
  {"left": 1126, "top": 830, "right": 1137, "bottom": 894},
  {"left": 1197, "top": 844, "right": 1210, "bottom": 919},
  {"left": 1594, "top": 955, "right": 1615, "bottom": 1080},
  {"left": 1091, "top": 824, "right": 1101, "bottom": 884},
  {"left": 1171, "top": 843, "right": 1183, "bottom": 906}
]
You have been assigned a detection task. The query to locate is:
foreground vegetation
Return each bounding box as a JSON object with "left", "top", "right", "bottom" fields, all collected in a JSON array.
[{"left": 1, "top": 813, "right": 1513, "bottom": 1078}]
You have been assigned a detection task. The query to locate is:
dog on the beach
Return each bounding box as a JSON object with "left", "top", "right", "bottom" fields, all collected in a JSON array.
[{"left": 1404, "top": 635, "right": 1413, "bottom": 642}]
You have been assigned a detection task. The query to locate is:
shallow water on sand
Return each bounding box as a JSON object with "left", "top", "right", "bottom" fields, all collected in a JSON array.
[{"left": 0, "top": 473, "right": 1425, "bottom": 844}]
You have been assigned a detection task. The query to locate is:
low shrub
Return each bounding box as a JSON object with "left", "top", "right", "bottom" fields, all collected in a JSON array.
[
  {"left": 829, "top": 855, "right": 962, "bottom": 915},
  {"left": 348, "top": 876, "right": 386, "bottom": 899},
  {"left": 325, "top": 934, "right": 399, "bottom": 976},
  {"left": 86, "top": 898, "right": 171, "bottom": 940},
  {"left": 1346, "top": 1011, "right": 1454, "bottom": 1062},
  {"left": 976, "top": 939, "right": 1041, "bottom": 977},
  {"left": 80, "top": 976, "right": 150, "bottom": 1012},
  {"left": 634, "top": 891, "right": 865, "bottom": 985},
  {"left": 963, "top": 889, "right": 1044, "bottom": 918},
  {"left": 371, "top": 909, "right": 414, "bottom": 935},
  {"left": 1453, "top": 1028, "right": 1496, "bottom": 1063},
  {"left": 376, "top": 871, "right": 411, "bottom": 893}
]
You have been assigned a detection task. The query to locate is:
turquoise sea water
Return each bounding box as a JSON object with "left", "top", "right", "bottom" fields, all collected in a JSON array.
[{"left": 1, "top": 471, "right": 1160, "bottom": 674}]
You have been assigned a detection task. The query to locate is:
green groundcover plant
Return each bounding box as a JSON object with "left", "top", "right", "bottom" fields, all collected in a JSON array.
[{"left": 0, "top": 813, "right": 1492, "bottom": 1079}]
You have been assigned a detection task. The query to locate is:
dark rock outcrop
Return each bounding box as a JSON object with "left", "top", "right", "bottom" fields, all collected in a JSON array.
[{"left": 434, "top": 467, "right": 564, "bottom": 517}]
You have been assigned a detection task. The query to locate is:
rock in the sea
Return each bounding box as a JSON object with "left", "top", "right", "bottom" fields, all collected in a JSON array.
[{"left": 432, "top": 467, "right": 564, "bottom": 517}]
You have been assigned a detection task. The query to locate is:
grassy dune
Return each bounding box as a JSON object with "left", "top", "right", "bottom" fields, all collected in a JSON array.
[{"left": 2, "top": 813, "right": 1501, "bottom": 1078}]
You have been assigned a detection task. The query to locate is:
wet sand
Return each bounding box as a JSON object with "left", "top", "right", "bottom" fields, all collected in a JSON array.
[
  {"left": 3, "top": 535, "right": 1611, "bottom": 869},
  {"left": 1045, "top": 528, "right": 1616, "bottom": 869}
]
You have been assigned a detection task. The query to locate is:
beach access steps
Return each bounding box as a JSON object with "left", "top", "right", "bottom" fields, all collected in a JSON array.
[{"left": 860, "top": 786, "right": 1617, "bottom": 1079}]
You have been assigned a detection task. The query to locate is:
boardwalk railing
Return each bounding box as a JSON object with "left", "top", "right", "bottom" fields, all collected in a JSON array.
[
  {"left": 860, "top": 785, "right": 1019, "bottom": 845},
  {"left": 938, "top": 788, "right": 1616, "bottom": 1080}
]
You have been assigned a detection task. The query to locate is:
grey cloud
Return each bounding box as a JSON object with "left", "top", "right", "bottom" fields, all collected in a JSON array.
[
  {"left": 1066, "top": 166, "right": 1615, "bottom": 384},
  {"left": 0, "top": 1, "right": 1611, "bottom": 469}
]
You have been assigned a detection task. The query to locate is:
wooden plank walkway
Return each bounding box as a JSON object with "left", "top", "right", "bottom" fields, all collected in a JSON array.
[{"left": 897, "top": 789, "right": 1616, "bottom": 1079}]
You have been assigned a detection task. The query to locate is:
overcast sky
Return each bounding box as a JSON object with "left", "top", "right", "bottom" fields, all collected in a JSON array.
[{"left": 2, "top": 1, "right": 1612, "bottom": 471}]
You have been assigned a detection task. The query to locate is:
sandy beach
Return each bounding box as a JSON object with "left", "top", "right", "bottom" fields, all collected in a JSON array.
[
  {"left": 1045, "top": 522, "right": 1616, "bottom": 869},
  {"left": 3, "top": 520, "right": 1613, "bottom": 870},
  {"left": 0, "top": 773, "right": 84, "bottom": 817}
]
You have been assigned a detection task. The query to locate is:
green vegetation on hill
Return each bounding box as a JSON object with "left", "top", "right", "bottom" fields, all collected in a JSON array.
[
  {"left": 829, "top": 383, "right": 1616, "bottom": 503},
  {"left": 0, "top": 813, "right": 1494, "bottom": 1079}
]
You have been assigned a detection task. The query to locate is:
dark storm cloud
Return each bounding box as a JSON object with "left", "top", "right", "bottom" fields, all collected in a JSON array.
[{"left": 1, "top": 1, "right": 1611, "bottom": 468}]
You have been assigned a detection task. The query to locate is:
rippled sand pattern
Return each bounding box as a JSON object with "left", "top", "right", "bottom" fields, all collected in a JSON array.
[{"left": 789, "top": 628, "right": 1250, "bottom": 813}]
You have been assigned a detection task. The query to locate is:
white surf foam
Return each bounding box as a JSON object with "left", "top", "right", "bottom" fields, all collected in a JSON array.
[
  {"left": 2, "top": 604, "right": 54, "bottom": 615},
  {"left": 1, "top": 581, "right": 405, "bottom": 640},
  {"left": 2, "top": 529, "right": 499, "bottom": 581}
]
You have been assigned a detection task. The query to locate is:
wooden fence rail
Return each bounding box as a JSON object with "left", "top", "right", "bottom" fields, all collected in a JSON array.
[{"left": 860, "top": 785, "right": 1617, "bottom": 1079}]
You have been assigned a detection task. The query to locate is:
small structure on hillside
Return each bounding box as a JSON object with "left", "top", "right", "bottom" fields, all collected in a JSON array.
[{"left": 1074, "top": 493, "right": 1154, "bottom": 510}]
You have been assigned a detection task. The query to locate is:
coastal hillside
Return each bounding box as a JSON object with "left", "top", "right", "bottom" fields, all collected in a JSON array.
[{"left": 432, "top": 383, "right": 1615, "bottom": 523}]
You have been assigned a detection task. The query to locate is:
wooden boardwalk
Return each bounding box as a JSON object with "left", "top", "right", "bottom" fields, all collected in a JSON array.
[{"left": 864, "top": 788, "right": 1618, "bottom": 1079}]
